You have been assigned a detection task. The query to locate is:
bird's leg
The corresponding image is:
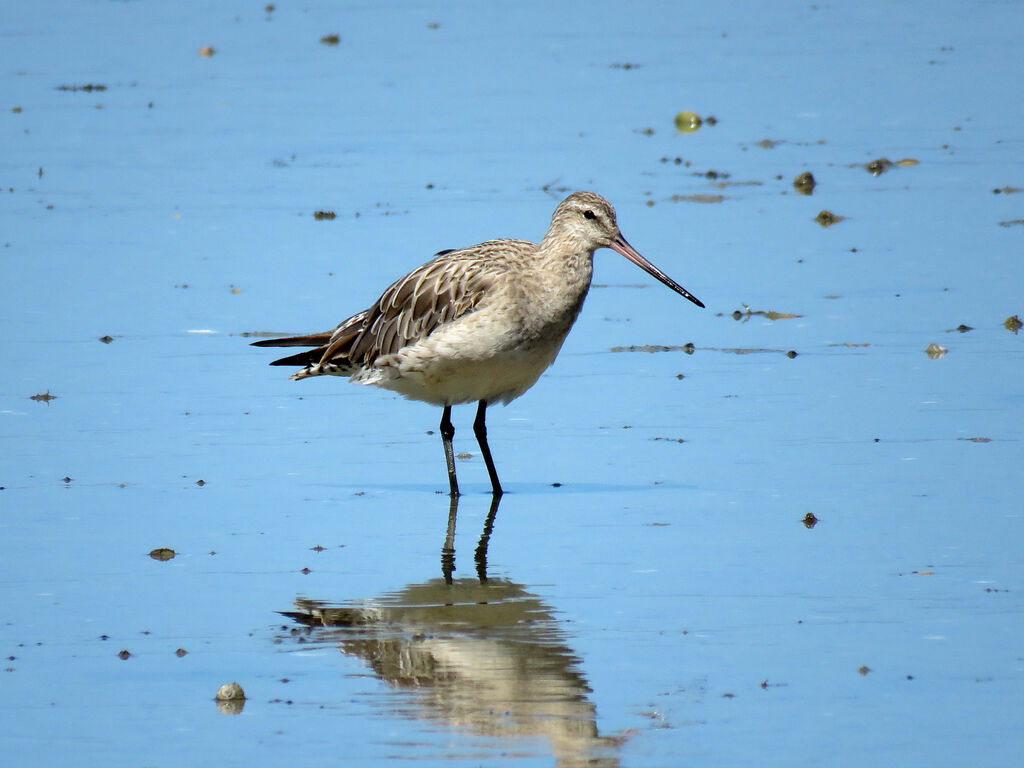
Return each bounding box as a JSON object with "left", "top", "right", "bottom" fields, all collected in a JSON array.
[
  {"left": 473, "top": 399, "right": 503, "bottom": 497},
  {"left": 440, "top": 405, "right": 460, "bottom": 497}
]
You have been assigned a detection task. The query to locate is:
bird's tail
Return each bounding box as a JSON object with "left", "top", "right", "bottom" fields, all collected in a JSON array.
[
  {"left": 250, "top": 331, "right": 333, "bottom": 372},
  {"left": 250, "top": 331, "right": 333, "bottom": 349}
]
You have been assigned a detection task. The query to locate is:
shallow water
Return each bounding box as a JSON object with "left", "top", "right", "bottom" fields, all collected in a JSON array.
[{"left": 2, "top": 1, "right": 1023, "bottom": 766}]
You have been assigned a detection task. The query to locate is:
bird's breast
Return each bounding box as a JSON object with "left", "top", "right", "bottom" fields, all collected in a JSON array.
[{"left": 510, "top": 255, "right": 593, "bottom": 343}]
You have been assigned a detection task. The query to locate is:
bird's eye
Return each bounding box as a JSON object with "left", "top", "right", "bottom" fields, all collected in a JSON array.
[{"left": 583, "top": 210, "right": 596, "bottom": 220}]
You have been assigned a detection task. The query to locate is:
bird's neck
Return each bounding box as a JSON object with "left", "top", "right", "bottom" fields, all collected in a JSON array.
[
  {"left": 530, "top": 237, "right": 595, "bottom": 327},
  {"left": 536, "top": 233, "right": 595, "bottom": 282}
]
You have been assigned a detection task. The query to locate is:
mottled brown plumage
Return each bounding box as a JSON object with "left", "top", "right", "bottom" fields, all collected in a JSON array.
[{"left": 253, "top": 191, "right": 704, "bottom": 495}]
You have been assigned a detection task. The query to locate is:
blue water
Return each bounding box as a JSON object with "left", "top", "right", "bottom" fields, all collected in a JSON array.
[{"left": 2, "top": 1, "right": 1022, "bottom": 766}]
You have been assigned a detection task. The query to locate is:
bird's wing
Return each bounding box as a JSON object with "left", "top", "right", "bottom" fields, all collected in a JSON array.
[
  {"left": 251, "top": 241, "right": 527, "bottom": 371},
  {"left": 341, "top": 248, "right": 504, "bottom": 366}
]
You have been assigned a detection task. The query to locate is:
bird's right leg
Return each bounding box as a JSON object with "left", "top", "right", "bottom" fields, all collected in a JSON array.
[{"left": 440, "top": 405, "right": 460, "bottom": 497}]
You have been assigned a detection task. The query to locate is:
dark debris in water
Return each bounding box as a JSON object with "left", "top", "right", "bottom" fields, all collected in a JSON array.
[
  {"left": 610, "top": 343, "right": 695, "bottom": 354},
  {"left": 98, "top": 335, "right": 114, "bottom": 343},
  {"left": 541, "top": 178, "right": 571, "bottom": 194},
  {"left": 996, "top": 219, "right": 1024, "bottom": 228},
  {"left": 958, "top": 436, "right": 992, "bottom": 443},
  {"left": 30, "top": 390, "right": 57, "bottom": 403},
  {"left": 730, "top": 305, "right": 803, "bottom": 321},
  {"left": 639, "top": 709, "right": 672, "bottom": 728},
  {"left": 802, "top": 512, "right": 818, "bottom": 529},
  {"left": 859, "top": 157, "right": 918, "bottom": 175},
  {"left": 815, "top": 209, "right": 844, "bottom": 227},
  {"left": 865, "top": 157, "right": 893, "bottom": 175},
  {"left": 709, "top": 179, "right": 763, "bottom": 190},
  {"left": 56, "top": 83, "right": 107, "bottom": 92},
  {"left": 670, "top": 193, "right": 724, "bottom": 204},
  {"left": 702, "top": 345, "right": 797, "bottom": 357},
  {"left": 793, "top": 171, "right": 816, "bottom": 195},
  {"left": 992, "top": 186, "right": 1022, "bottom": 194},
  {"left": 698, "top": 169, "right": 729, "bottom": 180},
  {"left": 313, "top": 210, "right": 336, "bottom": 220}
]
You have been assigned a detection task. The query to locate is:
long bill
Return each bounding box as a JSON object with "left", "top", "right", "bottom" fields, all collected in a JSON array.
[{"left": 610, "top": 233, "right": 705, "bottom": 308}]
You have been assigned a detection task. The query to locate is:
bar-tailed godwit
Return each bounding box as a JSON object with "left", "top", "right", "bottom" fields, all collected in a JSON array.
[{"left": 253, "top": 191, "right": 704, "bottom": 496}]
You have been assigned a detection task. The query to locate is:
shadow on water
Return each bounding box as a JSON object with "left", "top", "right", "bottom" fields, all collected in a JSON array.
[{"left": 278, "top": 495, "right": 621, "bottom": 767}]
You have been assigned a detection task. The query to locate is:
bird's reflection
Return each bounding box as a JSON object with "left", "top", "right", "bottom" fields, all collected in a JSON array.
[
  {"left": 441, "top": 492, "right": 499, "bottom": 584},
  {"left": 279, "top": 494, "right": 621, "bottom": 767}
]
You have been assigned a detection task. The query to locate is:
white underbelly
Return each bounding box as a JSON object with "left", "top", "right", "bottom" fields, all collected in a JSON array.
[{"left": 354, "top": 309, "right": 572, "bottom": 406}]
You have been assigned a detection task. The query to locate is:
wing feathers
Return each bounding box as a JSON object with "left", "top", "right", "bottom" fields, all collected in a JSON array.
[{"left": 252, "top": 243, "right": 518, "bottom": 374}]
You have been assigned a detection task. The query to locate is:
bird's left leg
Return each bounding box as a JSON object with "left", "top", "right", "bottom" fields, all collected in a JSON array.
[{"left": 473, "top": 399, "right": 503, "bottom": 497}]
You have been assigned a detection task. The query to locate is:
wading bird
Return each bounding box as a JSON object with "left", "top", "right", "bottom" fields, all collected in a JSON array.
[{"left": 253, "top": 191, "right": 704, "bottom": 496}]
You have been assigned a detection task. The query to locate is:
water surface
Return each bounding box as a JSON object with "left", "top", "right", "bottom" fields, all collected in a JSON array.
[{"left": 2, "top": 1, "right": 1022, "bottom": 766}]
